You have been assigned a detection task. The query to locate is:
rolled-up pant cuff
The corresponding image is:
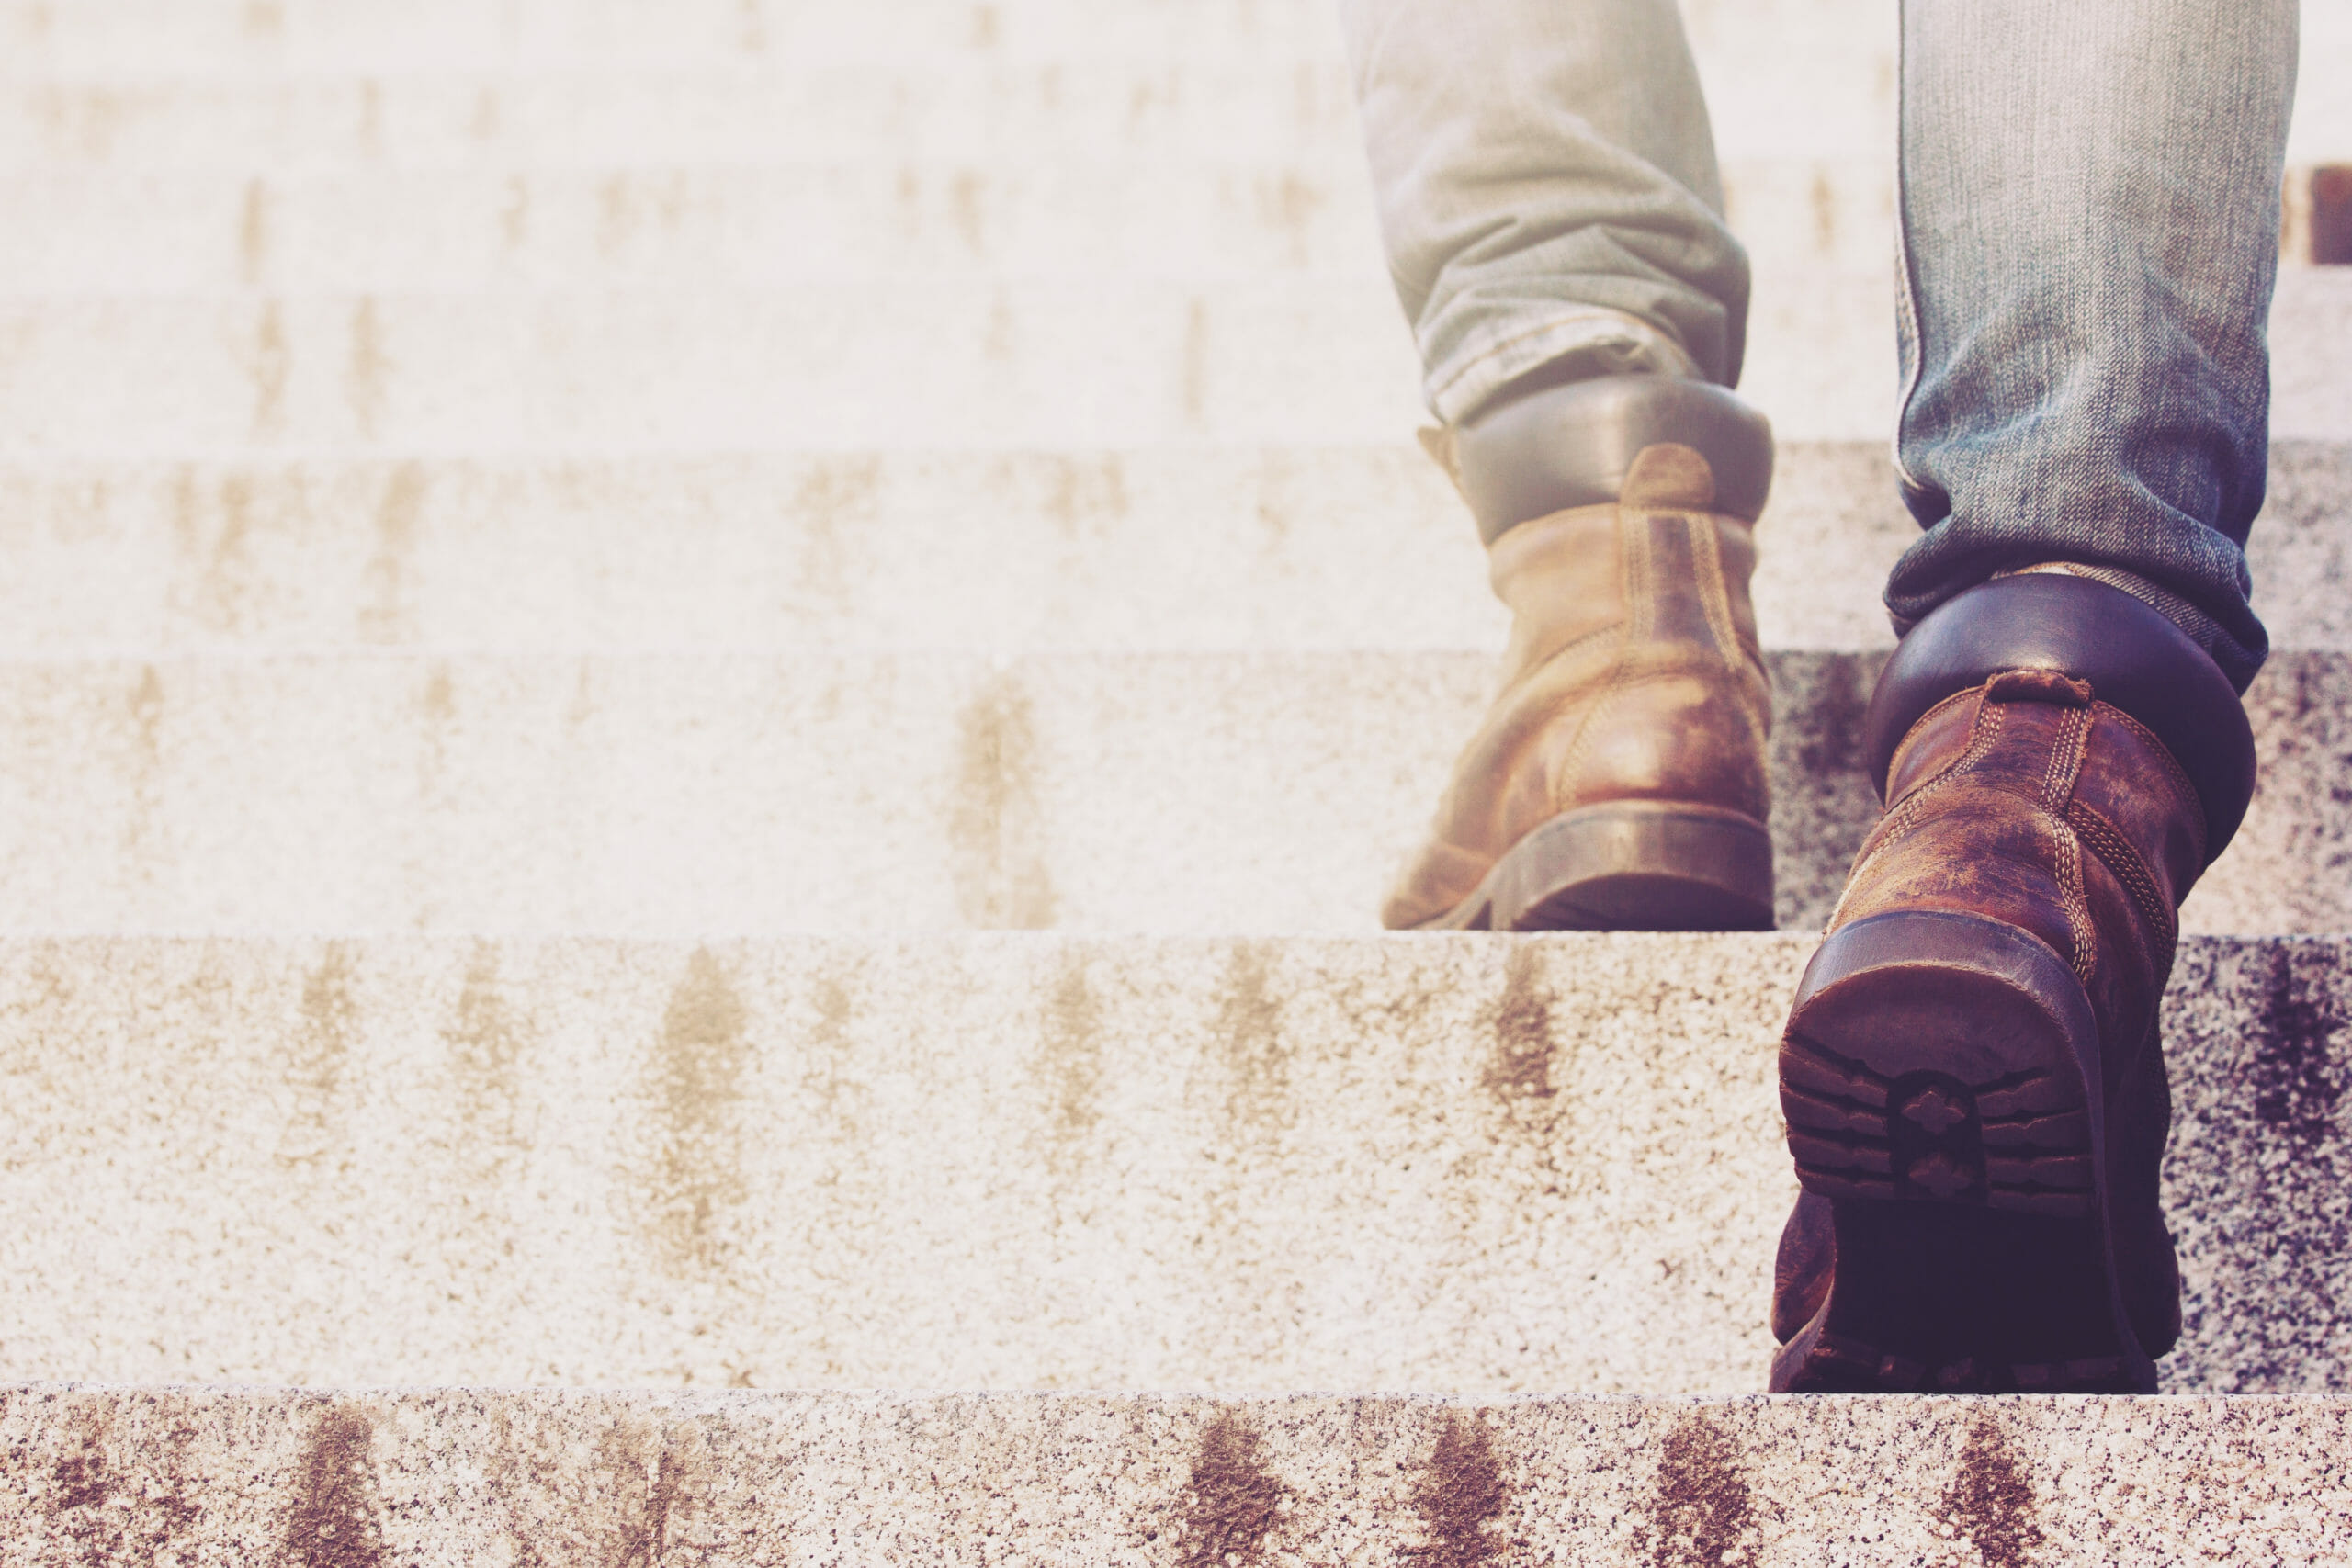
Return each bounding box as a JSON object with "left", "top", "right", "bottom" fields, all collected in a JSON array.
[{"left": 1428, "top": 305, "right": 1703, "bottom": 427}]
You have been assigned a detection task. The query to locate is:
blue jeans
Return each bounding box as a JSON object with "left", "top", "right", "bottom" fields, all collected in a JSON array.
[{"left": 1341, "top": 0, "right": 2299, "bottom": 690}]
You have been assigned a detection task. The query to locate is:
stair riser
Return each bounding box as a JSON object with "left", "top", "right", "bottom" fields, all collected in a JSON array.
[
  {"left": 0, "top": 935, "right": 2339, "bottom": 1395},
  {"left": 0, "top": 651, "right": 2332, "bottom": 934},
  {"left": 2, "top": 275, "right": 2349, "bottom": 451},
  {"left": 0, "top": 445, "right": 2343, "bottom": 653},
  {"left": 0, "top": 160, "right": 1934, "bottom": 288},
  {"left": 6, "top": 1386, "right": 2348, "bottom": 1563},
  {"left": 17, "top": 162, "right": 2343, "bottom": 289}
]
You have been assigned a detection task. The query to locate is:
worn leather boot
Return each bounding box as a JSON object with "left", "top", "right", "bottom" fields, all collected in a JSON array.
[
  {"left": 1770, "top": 572, "right": 2256, "bottom": 1393},
  {"left": 1383, "top": 374, "right": 1777, "bottom": 931}
]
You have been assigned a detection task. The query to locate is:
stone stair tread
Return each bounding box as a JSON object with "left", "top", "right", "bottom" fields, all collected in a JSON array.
[
  {"left": 10, "top": 160, "right": 2346, "bottom": 289},
  {"left": 4, "top": 50, "right": 2344, "bottom": 167},
  {"left": 0, "top": 649, "right": 2336, "bottom": 934},
  {"left": 0, "top": 443, "right": 2342, "bottom": 654},
  {"left": 0, "top": 932, "right": 2338, "bottom": 1395},
  {"left": 0, "top": 157, "right": 1934, "bottom": 288},
  {"left": 6, "top": 1385, "right": 2350, "bottom": 1562},
  {"left": 1, "top": 271, "right": 2349, "bottom": 451}
]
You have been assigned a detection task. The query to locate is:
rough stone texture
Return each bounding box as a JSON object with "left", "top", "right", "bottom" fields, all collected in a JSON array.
[
  {"left": 0, "top": 159, "right": 1929, "bottom": 290},
  {"left": 42, "top": 156, "right": 2352, "bottom": 288},
  {"left": 2, "top": 274, "right": 2348, "bottom": 451},
  {"left": 0, "top": 443, "right": 2341, "bottom": 656},
  {"left": 5, "top": 1386, "right": 2352, "bottom": 1564},
  {"left": 0, "top": 649, "right": 2332, "bottom": 934},
  {"left": 0, "top": 934, "right": 2341, "bottom": 1394},
  {"left": 0, "top": 0, "right": 2343, "bottom": 153}
]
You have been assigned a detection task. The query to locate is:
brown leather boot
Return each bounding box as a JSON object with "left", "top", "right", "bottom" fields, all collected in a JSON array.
[
  {"left": 1770, "top": 573, "right": 2256, "bottom": 1393},
  {"left": 1383, "top": 374, "right": 1778, "bottom": 931}
]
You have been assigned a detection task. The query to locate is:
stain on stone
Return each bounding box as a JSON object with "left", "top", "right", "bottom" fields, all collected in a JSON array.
[
  {"left": 470, "top": 86, "right": 501, "bottom": 142},
  {"left": 51, "top": 1450, "right": 108, "bottom": 1511},
  {"left": 947, "top": 673, "right": 1058, "bottom": 929},
  {"left": 982, "top": 291, "right": 1016, "bottom": 364},
  {"left": 280, "top": 944, "right": 360, "bottom": 1168},
  {"left": 971, "top": 5, "right": 1001, "bottom": 47},
  {"left": 1775, "top": 649, "right": 1886, "bottom": 929},
  {"left": 1174, "top": 1411, "right": 1284, "bottom": 1567},
  {"left": 786, "top": 457, "right": 880, "bottom": 612},
  {"left": 1039, "top": 454, "right": 1130, "bottom": 540},
  {"left": 346, "top": 297, "right": 388, "bottom": 438},
  {"left": 243, "top": 0, "right": 285, "bottom": 36},
  {"left": 500, "top": 176, "right": 529, "bottom": 253},
  {"left": 1213, "top": 942, "right": 1289, "bottom": 1133},
  {"left": 585, "top": 1421, "right": 658, "bottom": 1568},
  {"left": 195, "top": 471, "right": 259, "bottom": 631},
  {"left": 1039, "top": 953, "right": 1103, "bottom": 1145},
  {"left": 127, "top": 662, "right": 164, "bottom": 764},
  {"left": 1938, "top": 1416, "right": 2045, "bottom": 1568},
  {"left": 2249, "top": 944, "right": 2344, "bottom": 1147},
  {"left": 596, "top": 175, "right": 635, "bottom": 256},
  {"left": 444, "top": 941, "right": 532, "bottom": 1154},
  {"left": 642, "top": 949, "right": 753, "bottom": 1269},
  {"left": 115, "top": 661, "right": 169, "bottom": 861},
  {"left": 276, "top": 1405, "right": 385, "bottom": 1568},
  {"left": 415, "top": 660, "right": 457, "bottom": 788},
  {"left": 948, "top": 169, "right": 986, "bottom": 254},
  {"left": 41, "top": 1408, "right": 204, "bottom": 1556},
  {"left": 647, "top": 1444, "right": 685, "bottom": 1561},
  {"left": 44, "top": 1416, "right": 128, "bottom": 1560},
  {"left": 358, "top": 460, "right": 424, "bottom": 644},
  {"left": 249, "top": 299, "right": 290, "bottom": 436},
  {"left": 1181, "top": 296, "right": 1210, "bottom": 426},
  {"left": 239, "top": 177, "right": 272, "bottom": 286},
  {"left": 1810, "top": 167, "right": 1837, "bottom": 258},
  {"left": 1636, "top": 1417, "right": 1754, "bottom": 1568},
  {"left": 1792, "top": 653, "right": 1872, "bottom": 778},
  {"left": 1484, "top": 945, "right": 1556, "bottom": 1102},
  {"left": 356, "top": 81, "right": 382, "bottom": 158},
  {"left": 581, "top": 1418, "right": 713, "bottom": 1568},
  {"left": 1410, "top": 1413, "right": 1510, "bottom": 1566},
  {"left": 736, "top": 0, "right": 767, "bottom": 52},
  {"left": 1259, "top": 171, "right": 1324, "bottom": 267}
]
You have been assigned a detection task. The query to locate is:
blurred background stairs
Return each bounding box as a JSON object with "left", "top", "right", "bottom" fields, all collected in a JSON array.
[{"left": 1, "top": 0, "right": 2348, "bottom": 1559}]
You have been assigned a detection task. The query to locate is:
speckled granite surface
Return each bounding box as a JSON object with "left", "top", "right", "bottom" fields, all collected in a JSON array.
[
  {"left": 6, "top": 1386, "right": 2349, "bottom": 1565},
  {"left": 0, "top": 651, "right": 2335, "bottom": 937},
  {"left": 0, "top": 934, "right": 2340, "bottom": 1396}
]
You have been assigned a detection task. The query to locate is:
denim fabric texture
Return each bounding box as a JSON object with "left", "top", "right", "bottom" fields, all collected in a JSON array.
[
  {"left": 1890, "top": 0, "right": 2297, "bottom": 690},
  {"left": 1339, "top": 0, "right": 1748, "bottom": 423},
  {"left": 1341, "top": 0, "right": 2299, "bottom": 690}
]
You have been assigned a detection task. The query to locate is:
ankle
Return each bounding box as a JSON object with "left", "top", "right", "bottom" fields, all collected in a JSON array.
[{"left": 1450, "top": 374, "right": 1774, "bottom": 544}]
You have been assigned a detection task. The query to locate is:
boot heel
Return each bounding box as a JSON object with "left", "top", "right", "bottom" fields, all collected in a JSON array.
[
  {"left": 1771, "top": 909, "right": 2152, "bottom": 1393},
  {"left": 1428, "top": 800, "right": 1774, "bottom": 932},
  {"left": 1781, "top": 910, "right": 2100, "bottom": 1215}
]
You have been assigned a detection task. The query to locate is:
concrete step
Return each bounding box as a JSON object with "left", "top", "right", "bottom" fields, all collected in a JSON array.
[
  {"left": 6, "top": 0, "right": 2347, "bottom": 157},
  {"left": 0, "top": 933, "right": 2342, "bottom": 1394},
  {"left": 0, "top": 158, "right": 1928, "bottom": 289},
  {"left": 6, "top": 1388, "right": 2351, "bottom": 1564},
  {"left": 0, "top": 0, "right": 1358, "bottom": 70},
  {"left": 17, "top": 161, "right": 2352, "bottom": 294},
  {"left": 2, "top": 442, "right": 2343, "bottom": 656},
  {"left": 6, "top": 60, "right": 2344, "bottom": 178},
  {"left": 0, "top": 65, "right": 1370, "bottom": 171},
  {"left": 3, "top": 271, "right": 2350, "bottom": 453},
  {"left": 0, "top": 649, "right": 2337, "bottom": 934}
]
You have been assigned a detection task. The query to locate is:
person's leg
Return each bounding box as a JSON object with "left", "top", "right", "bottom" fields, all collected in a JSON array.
[
  {"left": 1345, "top": 0, "right": 1780, "bottom": 933},
  {"left": 1885, "top": 0, "right": 2297, "bottom": 691},
  {"left": 1772, "top": 0, "right": 2297, "bottom": 1393},
  {"left": 1340, "top": 0, "right": 1747, "bottom": 420}
]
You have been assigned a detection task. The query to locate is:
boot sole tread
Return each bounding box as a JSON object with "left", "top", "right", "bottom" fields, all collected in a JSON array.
[{"left": 1770, "top": 908, "right": 2155, "bottom": 1393}]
